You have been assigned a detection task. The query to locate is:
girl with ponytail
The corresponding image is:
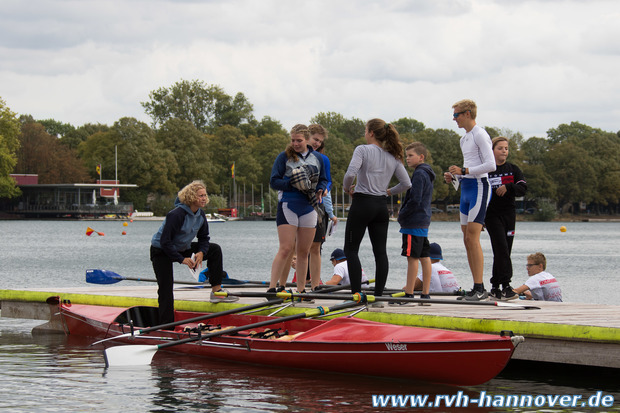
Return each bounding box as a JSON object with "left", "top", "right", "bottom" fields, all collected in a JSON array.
[{"left": 342, "top": 118, "right": 411, "bottom": 303}]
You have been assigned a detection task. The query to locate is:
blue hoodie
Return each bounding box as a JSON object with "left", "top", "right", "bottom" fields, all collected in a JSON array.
[
  {"left": 397, "top": 163, "right": 436, "bottom": 231},
  {"left": 151, "top": 198, "right": 210, "bottom": 263}
]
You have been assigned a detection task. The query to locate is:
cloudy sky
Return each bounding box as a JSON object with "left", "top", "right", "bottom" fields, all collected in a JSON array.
[{"left": 1, "top": 0, "right": 619, "bottom": 139}]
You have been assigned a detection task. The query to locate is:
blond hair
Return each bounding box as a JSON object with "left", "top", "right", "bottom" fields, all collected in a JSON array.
[
  {"left": 285, "top": 124, "right": 310, "bottom": 161},
  {"left": 309, "top": 124, "right": 328, "bottom": 139},
  {"left": 527, "top": 252, "right": 547, "bottom": 270},
  {"left": 452, "top": 99, "right": 478, "bottom": 120},
  {"left": 178, "top": 180, "right": 208, "bottom": 205}
]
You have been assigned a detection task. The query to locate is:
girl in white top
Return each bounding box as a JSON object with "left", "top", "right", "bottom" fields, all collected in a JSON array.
[{"left": 343, "top": 118, "right": 411, "bottom": 298}]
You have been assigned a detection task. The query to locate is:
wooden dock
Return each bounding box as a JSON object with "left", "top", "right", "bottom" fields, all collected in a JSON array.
[{"left": 1, "top": 286, "right": 619, "bottom": 369}]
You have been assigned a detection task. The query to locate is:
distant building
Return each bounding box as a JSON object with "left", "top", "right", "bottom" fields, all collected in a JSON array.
[{"left": 0, "top": 174, "right": 138, "bottom": 219}]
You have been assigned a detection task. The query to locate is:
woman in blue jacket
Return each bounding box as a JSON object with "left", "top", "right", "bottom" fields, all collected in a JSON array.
[
  {"left": 267, "top": 124, "right": 328, "bottom": 295},
  {"left": 151, "top": 180, "right": 237, "bottom": 324}
]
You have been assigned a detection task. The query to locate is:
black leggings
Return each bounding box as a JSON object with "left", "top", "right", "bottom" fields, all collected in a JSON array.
[
  {"left": 150, "top": 242, "right": 223, "bottom": 324},
  {"left": 485, "top": 212, "right": 516, "bottom": 287},
  {"left": 343, "top": 193, "right": 390, "bottom": 295}
]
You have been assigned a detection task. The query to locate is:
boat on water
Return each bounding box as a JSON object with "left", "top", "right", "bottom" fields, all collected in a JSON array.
[{"left": 52, "top": 298, "right": 522, "bottom": 386}]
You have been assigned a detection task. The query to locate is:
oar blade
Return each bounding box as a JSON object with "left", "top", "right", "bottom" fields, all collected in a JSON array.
[
  {"left": 104, "top": 345, "right": 157, "bottom": 367},
  {"left": 86, "top": 269, "right": 124, "bottom": 285}
]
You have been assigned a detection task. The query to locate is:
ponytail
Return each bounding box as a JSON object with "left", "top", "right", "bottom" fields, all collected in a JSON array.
[{"left": 366, "top": 118, "right": 404, "bottom": 161}]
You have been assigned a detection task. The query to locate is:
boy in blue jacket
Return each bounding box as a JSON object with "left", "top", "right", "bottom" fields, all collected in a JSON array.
[{"left": 396, "top": 142, "right": 436, "bottom": 303}]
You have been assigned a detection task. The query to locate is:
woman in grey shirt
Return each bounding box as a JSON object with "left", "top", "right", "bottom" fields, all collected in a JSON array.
[{"left": 343, "top": 118, "right": 411, "bottom": 300}]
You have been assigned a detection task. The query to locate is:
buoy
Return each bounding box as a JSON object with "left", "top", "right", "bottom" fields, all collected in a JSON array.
[
  {"left": 560, "top": 226, "right": 567, "bottom": 232},
  {"left": 130, "top": 219, "right": 133, "bottom": 222},
  {"left": 122, "top": 231, "right": 127, "bottom": 235},
  {"left": 123, "top": 222, "right": 128, "bottom": 227}
]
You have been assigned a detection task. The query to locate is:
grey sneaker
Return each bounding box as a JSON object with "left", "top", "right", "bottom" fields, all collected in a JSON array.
[
  {"left": 210, "top": 289, "right": 240, "bottom": 303},
  {"left": 369, "top": 301, "right": 384, "bottom": 308},
  {"left": 457, "top": 289, "right": 488, "bottom": 301}
]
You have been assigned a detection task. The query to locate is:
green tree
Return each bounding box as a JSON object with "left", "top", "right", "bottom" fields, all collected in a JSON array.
[
  {"left": 311, "top": 112, "right": 365, "bottom": 144},
  {"left": 15, "top": 122, "right": 90, "bottom": 184},
  {"left": 60, "top": 123, "right": 109, "bottom": 150},
  {"left": 141, "top": 79, "right": 254, "bottom": 133},
  {"left": 207, "top": 125, "right": 261, "bottom": 187},
  {"left": 546, "top": 121, "right": 602, "bottom": 145},
  {"left": 38, "top": 118, "right": 76, "bottom": 138},
  {"left": 521, "top": 137, "right": 549, "bottom": 166},
  {"left": 392, "top": 117, "right": 425, "bottom": 135},
  {"left": 155, "top": 118, "right": 216, "bottom": 191},
  {"left": 249, "top": 131, "right": 290, "bottom": 185},
  {"left": 544, "top": 142, "right": 597, "bottom": 210},
  {"left": 255, "top": 116, "right": 287, "bottom": 137},
  {"left": 79, "top": 117, "right": 179, "bottom": 200},
  {"left": 0, "top": 98, "right": 21, "bottom": 198}
]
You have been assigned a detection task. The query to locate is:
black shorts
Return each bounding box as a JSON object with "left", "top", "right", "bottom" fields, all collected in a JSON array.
[
  {"left": 401, "top": 234, "right": 430, "bottom": 258},
  {"left": 313, "top": 205, "right": 328, "bottom": 243}
]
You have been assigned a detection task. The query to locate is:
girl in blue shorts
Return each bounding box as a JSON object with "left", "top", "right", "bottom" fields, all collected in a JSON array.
[{"left": 268, "top": 124, "right": 328, "bottom": 294}]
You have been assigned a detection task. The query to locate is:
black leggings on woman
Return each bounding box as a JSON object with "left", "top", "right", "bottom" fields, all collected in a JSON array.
[
  {"left": 343, "top": 193, "right": 390, "bottom": 296},
  {"left": 150, "top": 242, "right": 223, "bottom": 324}
]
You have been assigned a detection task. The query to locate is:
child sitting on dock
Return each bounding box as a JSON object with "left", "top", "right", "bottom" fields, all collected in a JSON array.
[
  {"left": 413, "top": 242, "right": 461, "bottom": 293},
  {"left": 396, "top": 142, "right": 435, "bottom": 302},
  {"left": 513, "top": 252, "right": 563, "bottom": 301},
  {"left": 325, "top": 248, "right": 369, "bottom": 286}
]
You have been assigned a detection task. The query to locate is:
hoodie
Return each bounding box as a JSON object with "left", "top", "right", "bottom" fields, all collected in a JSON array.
[
  {"left": 151, "top": 198, "right": 210, "bottom": 263},
  {"left": 397, "top": 163, "right": 436, "bottom": 230}
]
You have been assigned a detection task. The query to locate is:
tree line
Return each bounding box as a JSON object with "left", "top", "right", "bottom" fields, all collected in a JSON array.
[{"left": 1, "top": 80, "right": 620, "bottom": 216}]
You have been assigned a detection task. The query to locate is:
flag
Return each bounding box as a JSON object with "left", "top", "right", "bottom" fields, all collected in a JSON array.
[
  {"left": 231, "top": 162, "right": 235, "bottom": 179},
  {"left": 96, "top": 164, "right": 101, "bottom": 176}
]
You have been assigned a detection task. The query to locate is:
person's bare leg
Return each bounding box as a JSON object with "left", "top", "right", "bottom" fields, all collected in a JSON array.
[
  {"left": 309, "top": 241, "right": 322, "bottom": 290},
  {"left": 269, "top": 225, "right": 296, "bottom": 289},
  {"left": 294, "top": 227, "right": 316, "bottom": 292}
]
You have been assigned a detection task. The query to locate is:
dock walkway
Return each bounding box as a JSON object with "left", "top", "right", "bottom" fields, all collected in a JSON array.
[{"left": 1, "top": 286, "right": 619, "bottom": 369}]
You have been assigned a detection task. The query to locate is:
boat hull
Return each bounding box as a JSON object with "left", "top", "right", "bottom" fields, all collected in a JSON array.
[{"left": 58, "top": 301, "right": 519, "bottom": 385}]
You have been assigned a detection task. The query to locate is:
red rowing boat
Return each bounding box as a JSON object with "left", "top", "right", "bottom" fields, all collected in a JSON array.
[{"left": 55, "top": 298, "right": 522, "bottom": 386}]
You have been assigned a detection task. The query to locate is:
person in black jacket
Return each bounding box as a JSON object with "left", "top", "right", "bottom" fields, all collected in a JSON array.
[
  {"left": 485, "top": 137, "right": 528, "bottom": 300},
  {"left": 150, "top": 180, "right": 237, "bottom": 324}
]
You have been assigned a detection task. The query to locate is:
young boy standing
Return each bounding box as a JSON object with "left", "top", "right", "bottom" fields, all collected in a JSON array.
[{"left": 397, "top": 142, "right": 436, "bottom": 301}]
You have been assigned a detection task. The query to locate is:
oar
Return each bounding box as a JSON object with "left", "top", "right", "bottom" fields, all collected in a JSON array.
[
  {"left": 103, "top": 300, "right": 363, "bottom": 367},
  {"left": 86, "top": 269, "right": 204, "bottom": 285},
  {"left": 91, "top": 298, "right": 286, "bottom": 346},
  {"left": 313, "top": 278, "right": 375, "bottom": 294},
  {"left": 86, "top": 226, "right": 105, "bottom": 236},
  {"left": 85, "top": 269, "right": 280, "bottom": 287},
  {"left": 212, "top": 290, "right": 540, "bottom": 309},
  {"left": 361, "top": 286, "right": 466, "bottom": 296}
]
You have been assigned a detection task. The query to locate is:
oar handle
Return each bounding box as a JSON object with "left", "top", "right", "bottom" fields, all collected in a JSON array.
[{"left": 139, "top": 298, "right": 285, "bottom": 335}]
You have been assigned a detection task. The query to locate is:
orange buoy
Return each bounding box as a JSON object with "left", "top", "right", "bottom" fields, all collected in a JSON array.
[
  {"left": 123, "top": 222, "right": 128, "bottom": 226},
  {"left": 122, "top": 231, "right": 127, "bottom": 235}
]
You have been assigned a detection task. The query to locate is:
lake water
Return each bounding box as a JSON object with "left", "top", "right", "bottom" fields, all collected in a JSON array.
[{"left": 1, "top": 219, "right": 620, "bottom": 412}]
